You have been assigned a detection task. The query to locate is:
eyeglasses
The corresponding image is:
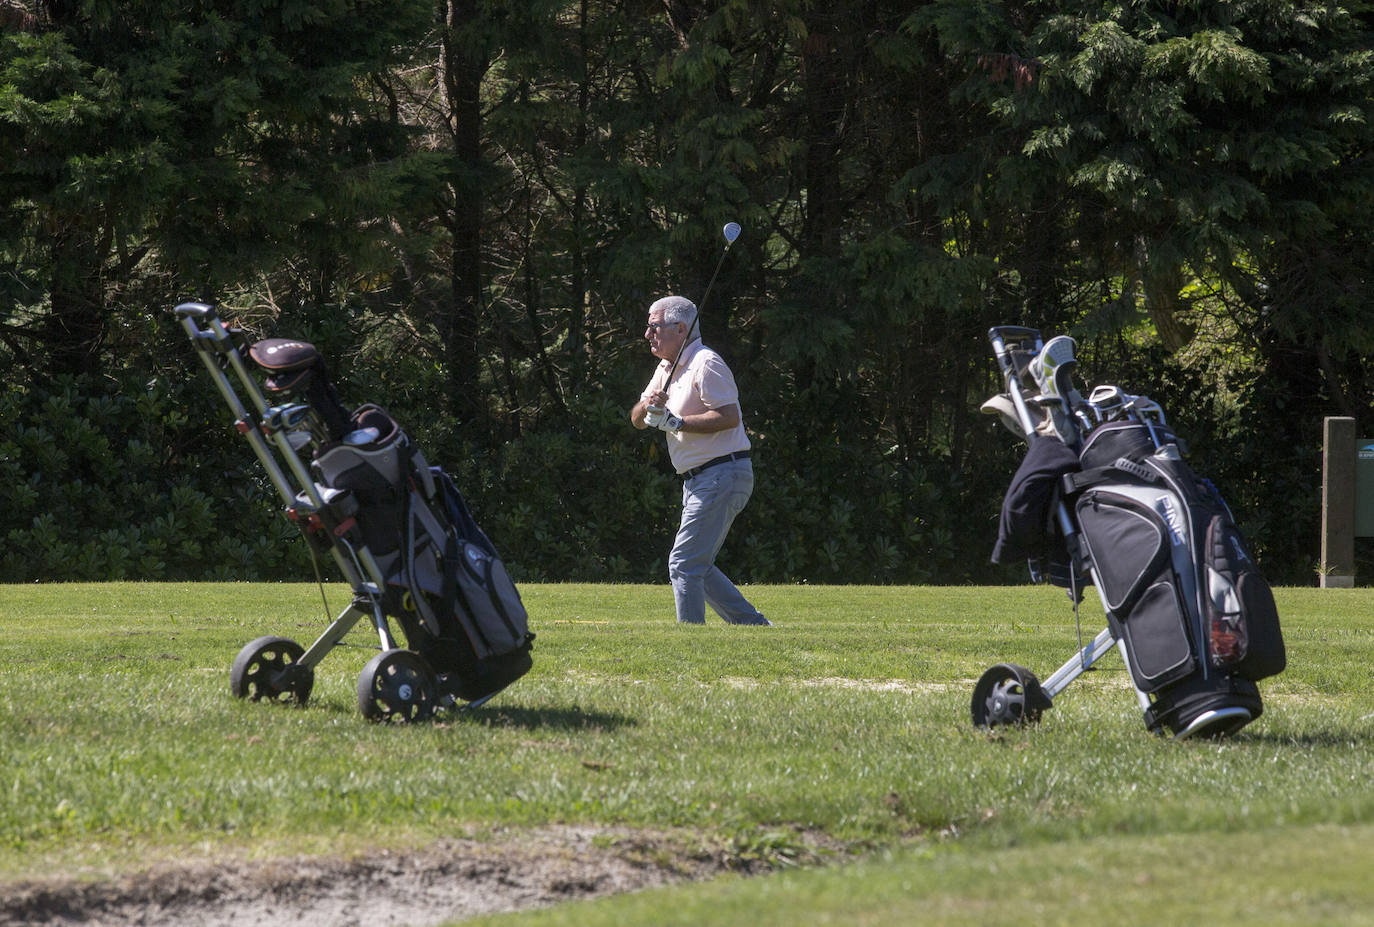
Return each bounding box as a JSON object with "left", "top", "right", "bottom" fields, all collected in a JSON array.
[{"left": 645, "top": 321, "right": 676, "bottom": 332}]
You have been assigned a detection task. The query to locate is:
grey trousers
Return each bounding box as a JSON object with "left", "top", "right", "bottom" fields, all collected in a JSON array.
[{"left": 668, "top": 458, "right": 768, "bottom": 625}]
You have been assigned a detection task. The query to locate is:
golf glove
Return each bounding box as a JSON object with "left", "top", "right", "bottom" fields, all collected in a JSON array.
[{"left": 645, "top": 405, "right": 683, "bottom": 433}]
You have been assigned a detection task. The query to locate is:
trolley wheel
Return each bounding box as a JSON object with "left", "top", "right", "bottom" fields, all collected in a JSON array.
[
  {"left": 357, "top": 649, "right": 437, "bottom": 723},
  {"left": 230, "top": 635, "right": 314, "bottom": 706},
  {"left": 971, "top": 662, "right": 1050, "bottom": 728}
]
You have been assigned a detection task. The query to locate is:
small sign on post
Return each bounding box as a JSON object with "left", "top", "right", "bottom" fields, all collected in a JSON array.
[{"left": 1358, "top": 439, "right": 1374, "bottom": 539}]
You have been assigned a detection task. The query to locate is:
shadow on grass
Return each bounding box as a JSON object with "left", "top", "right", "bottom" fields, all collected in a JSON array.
[
  {"left": 234, "top": 701, "right": 637, "bottom": 732},
  {"left": 459, "top": 704, "right": 637, "bottom": 732}
]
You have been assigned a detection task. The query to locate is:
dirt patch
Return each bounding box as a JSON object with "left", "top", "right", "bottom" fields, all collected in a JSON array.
[{"left": 0, "top": 826, "right": 800, "bottom": 927}]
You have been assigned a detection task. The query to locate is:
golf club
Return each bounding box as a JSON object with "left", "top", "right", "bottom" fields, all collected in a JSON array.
[{"left": 665, "top": 221, "right": 741, "bottom": 382}]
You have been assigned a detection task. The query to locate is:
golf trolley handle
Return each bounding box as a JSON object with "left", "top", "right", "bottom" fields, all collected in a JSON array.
[
  {"left": 173, "top": 304, "right": 392, "bottom": 621},
  {"left": 175, "top": 306, "right": 305, "bottom": 509},
  {"left": 174, "top": 303, "right": 335, "bottom": 519},
  {"left": 988, "top": 325, "right": 1040, "bottom": 344},
  {"left": 987, "top": 328, "right": 1042, "bottom": 438},
  {"left": 174, "top": 301, "right": 216, "bottom": 321}
]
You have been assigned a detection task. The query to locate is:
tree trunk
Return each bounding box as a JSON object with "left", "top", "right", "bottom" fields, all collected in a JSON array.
[
  {"left": 798, "top": 12, "right": 847, "bottom": 261},
  {"left": 440, "top": 0, "right": 488, "bottom": 430},
  {"left": 1137, "top": 237, "right": 1194, "bottom": 352},
  {"left": 567, "top": 0, "right": 591, "bottom": 388}
]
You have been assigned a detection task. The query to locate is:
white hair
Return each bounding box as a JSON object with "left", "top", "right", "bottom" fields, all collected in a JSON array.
[{"left": 650, "top": 295, "right": 697, "bottom": 329}]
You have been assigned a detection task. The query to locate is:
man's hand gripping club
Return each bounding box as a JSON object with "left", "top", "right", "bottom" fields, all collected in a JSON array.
[
  {"left": 642, "top": 386, "right": 683, "bottom": 433},
  {"left": 644, "top": 404, "right": 684, "bottom": 433}
]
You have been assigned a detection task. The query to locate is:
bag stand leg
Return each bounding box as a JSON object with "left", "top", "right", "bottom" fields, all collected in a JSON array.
[
  {"left": 1037, "top": 622, "right": 1156, "bottom": 716},
  {"left": 1039, "top": 625, "right": 1119, "bottom": 697}
]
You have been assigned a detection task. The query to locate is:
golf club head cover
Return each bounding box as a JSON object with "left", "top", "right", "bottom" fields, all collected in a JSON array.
[
  {"left": 1030, "top": 335, "right": 1077, "bottom": 400},
  {"left": 980, "top": 393, "right": 1026, "bottom": 439}
]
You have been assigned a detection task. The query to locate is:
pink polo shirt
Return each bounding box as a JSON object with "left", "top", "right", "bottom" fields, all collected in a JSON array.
[{"left": 642, "top": 340, "right": 750, "bottom": 475}]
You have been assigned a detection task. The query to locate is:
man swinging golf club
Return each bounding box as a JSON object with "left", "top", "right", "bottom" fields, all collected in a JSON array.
[{"left": 630, "top": 226, "right": 769, "bottom": 626}]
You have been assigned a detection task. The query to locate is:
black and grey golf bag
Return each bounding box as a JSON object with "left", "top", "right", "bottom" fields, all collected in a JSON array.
[
  {"left": 175, "top": 302, "right": 534, "bottom": 722},
  {"left": 974, "top": 326, "right": 1285, "bottom": 738}
]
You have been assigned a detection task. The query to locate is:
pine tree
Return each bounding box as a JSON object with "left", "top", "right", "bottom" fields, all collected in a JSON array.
[{"left": 0, "top": 0, "right": 434, "bottom": 380}]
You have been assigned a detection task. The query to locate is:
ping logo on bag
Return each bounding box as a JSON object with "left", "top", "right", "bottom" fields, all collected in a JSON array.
[{"left": 1156, "top": 496, "right": 1186, "bottom": 547}]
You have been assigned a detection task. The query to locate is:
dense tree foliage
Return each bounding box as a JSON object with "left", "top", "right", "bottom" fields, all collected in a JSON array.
[{"left": 3, "top": 0, "right": 1372, "bottom": 585}]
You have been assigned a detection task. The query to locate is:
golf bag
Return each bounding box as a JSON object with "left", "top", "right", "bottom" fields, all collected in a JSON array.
[
  {"left": 975, "top": 326, "right": 1285, "bottom": 738},
  {"left": 175, "top": 302, "right": 534, "bottom": 721}
]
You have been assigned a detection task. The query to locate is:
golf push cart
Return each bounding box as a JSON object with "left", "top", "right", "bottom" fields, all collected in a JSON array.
[
  {"left": 175, "top": 302, "right": 534, "bottom": 722},
  {"left": 974, "top": 326, "right": 1286, "bottom": 739}
]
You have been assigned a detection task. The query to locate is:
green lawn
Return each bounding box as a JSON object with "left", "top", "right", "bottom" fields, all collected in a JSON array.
[{"left": 1, "top": 582, "right": 1371, "bottom": 925}]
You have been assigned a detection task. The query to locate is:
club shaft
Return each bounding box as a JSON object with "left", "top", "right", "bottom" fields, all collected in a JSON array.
[{"left": 667, "top": 244, "right": 732, "bottom": 381}]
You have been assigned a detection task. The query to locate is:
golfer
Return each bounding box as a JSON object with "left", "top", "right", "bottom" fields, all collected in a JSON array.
[{"left": 630, "top": 295, "right": 770, "bottom": 626}]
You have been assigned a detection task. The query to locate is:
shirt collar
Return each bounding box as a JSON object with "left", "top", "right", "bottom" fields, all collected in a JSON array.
[{"left": 660, "top": 336, "right": 704, "bottom": 375}]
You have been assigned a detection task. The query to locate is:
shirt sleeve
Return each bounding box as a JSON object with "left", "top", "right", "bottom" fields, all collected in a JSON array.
[{"left": 695, "top": 352, "right": 739, "bottom": 410}]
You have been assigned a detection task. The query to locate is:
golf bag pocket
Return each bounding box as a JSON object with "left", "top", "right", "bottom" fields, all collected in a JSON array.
[
  {"left": 449, "top": 538, "right": 527, "bottom": 658},
  {"left": 1075, "top": 491, "right": 1169, "bottom": 614},
  {"left": 1076, "top": 491, "right": 1195, "bottom": 690},
  {"left": 1118, "top": 579, "right": 1195, "bottom": 689},
  {"left": 434, "top": 470, "right": 532, "bottom": 661},
  {"left": 1204, "top": 514, "right": 1286, "bottom": 680}
]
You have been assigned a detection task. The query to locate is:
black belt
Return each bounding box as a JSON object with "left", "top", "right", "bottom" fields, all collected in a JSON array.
[{"left": 682, "top": 451, "right": 751, "bottom": 479}]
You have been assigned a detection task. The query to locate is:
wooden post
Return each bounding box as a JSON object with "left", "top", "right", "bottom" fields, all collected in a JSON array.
[{"left": 1321, "top": 416, "right": 1356, "bottom": 588}]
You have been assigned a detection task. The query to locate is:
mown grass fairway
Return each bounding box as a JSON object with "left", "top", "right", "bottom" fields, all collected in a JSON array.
[{"left": 1, "top": 583, "right": 1372, "bottom": 925}]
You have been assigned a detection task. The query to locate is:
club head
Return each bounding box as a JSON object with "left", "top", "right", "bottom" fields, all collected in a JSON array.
[
  {"left": 1127, "top": 395, "right": 1167, "bottom": 425},
  {"left": 722, "top": 222, "right": 741, "bottom": 245},
  {"left": 1087, "top": 384, "right": 1127, "bottom": 422}
]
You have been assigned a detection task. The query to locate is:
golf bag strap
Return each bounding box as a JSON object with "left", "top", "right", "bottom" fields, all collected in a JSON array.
[
  {"left": 1061, "top": 457, "right": 1160, "bottom": 495},
  {"left": 442, "top": 529, "right": 460, "bottom": 628},
  {"left": 433, "top": 476, "right": 465, "bottom": 633},
  {"left": 402, "top": 439, "right": 436, "bottom": 500},
  {"left": 402, "top": 488, "right": 444, "bottom": 636},
  {"left": 411, "top": 493, "right": 449, "bottom": 554}
]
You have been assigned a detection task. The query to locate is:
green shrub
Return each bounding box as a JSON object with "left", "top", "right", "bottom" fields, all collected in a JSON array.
[{"left": 0, "top": 374, "right": 309, "bottom": 581}]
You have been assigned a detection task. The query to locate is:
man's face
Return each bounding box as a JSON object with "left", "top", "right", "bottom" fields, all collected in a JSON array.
[{"left": 645, "top": 310, "right": 686, "bottom": 362}]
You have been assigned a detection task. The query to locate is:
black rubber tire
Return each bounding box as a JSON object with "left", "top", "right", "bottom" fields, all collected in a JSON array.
[
  {"left": 357, "top": 649, "right": 437, "bottom": 723},
  {"left": 230, "top": 635, "right": 314, "bottom": 706},
  {"left": 970, "top": 662, "right": 1050, "bottom": 728}
]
